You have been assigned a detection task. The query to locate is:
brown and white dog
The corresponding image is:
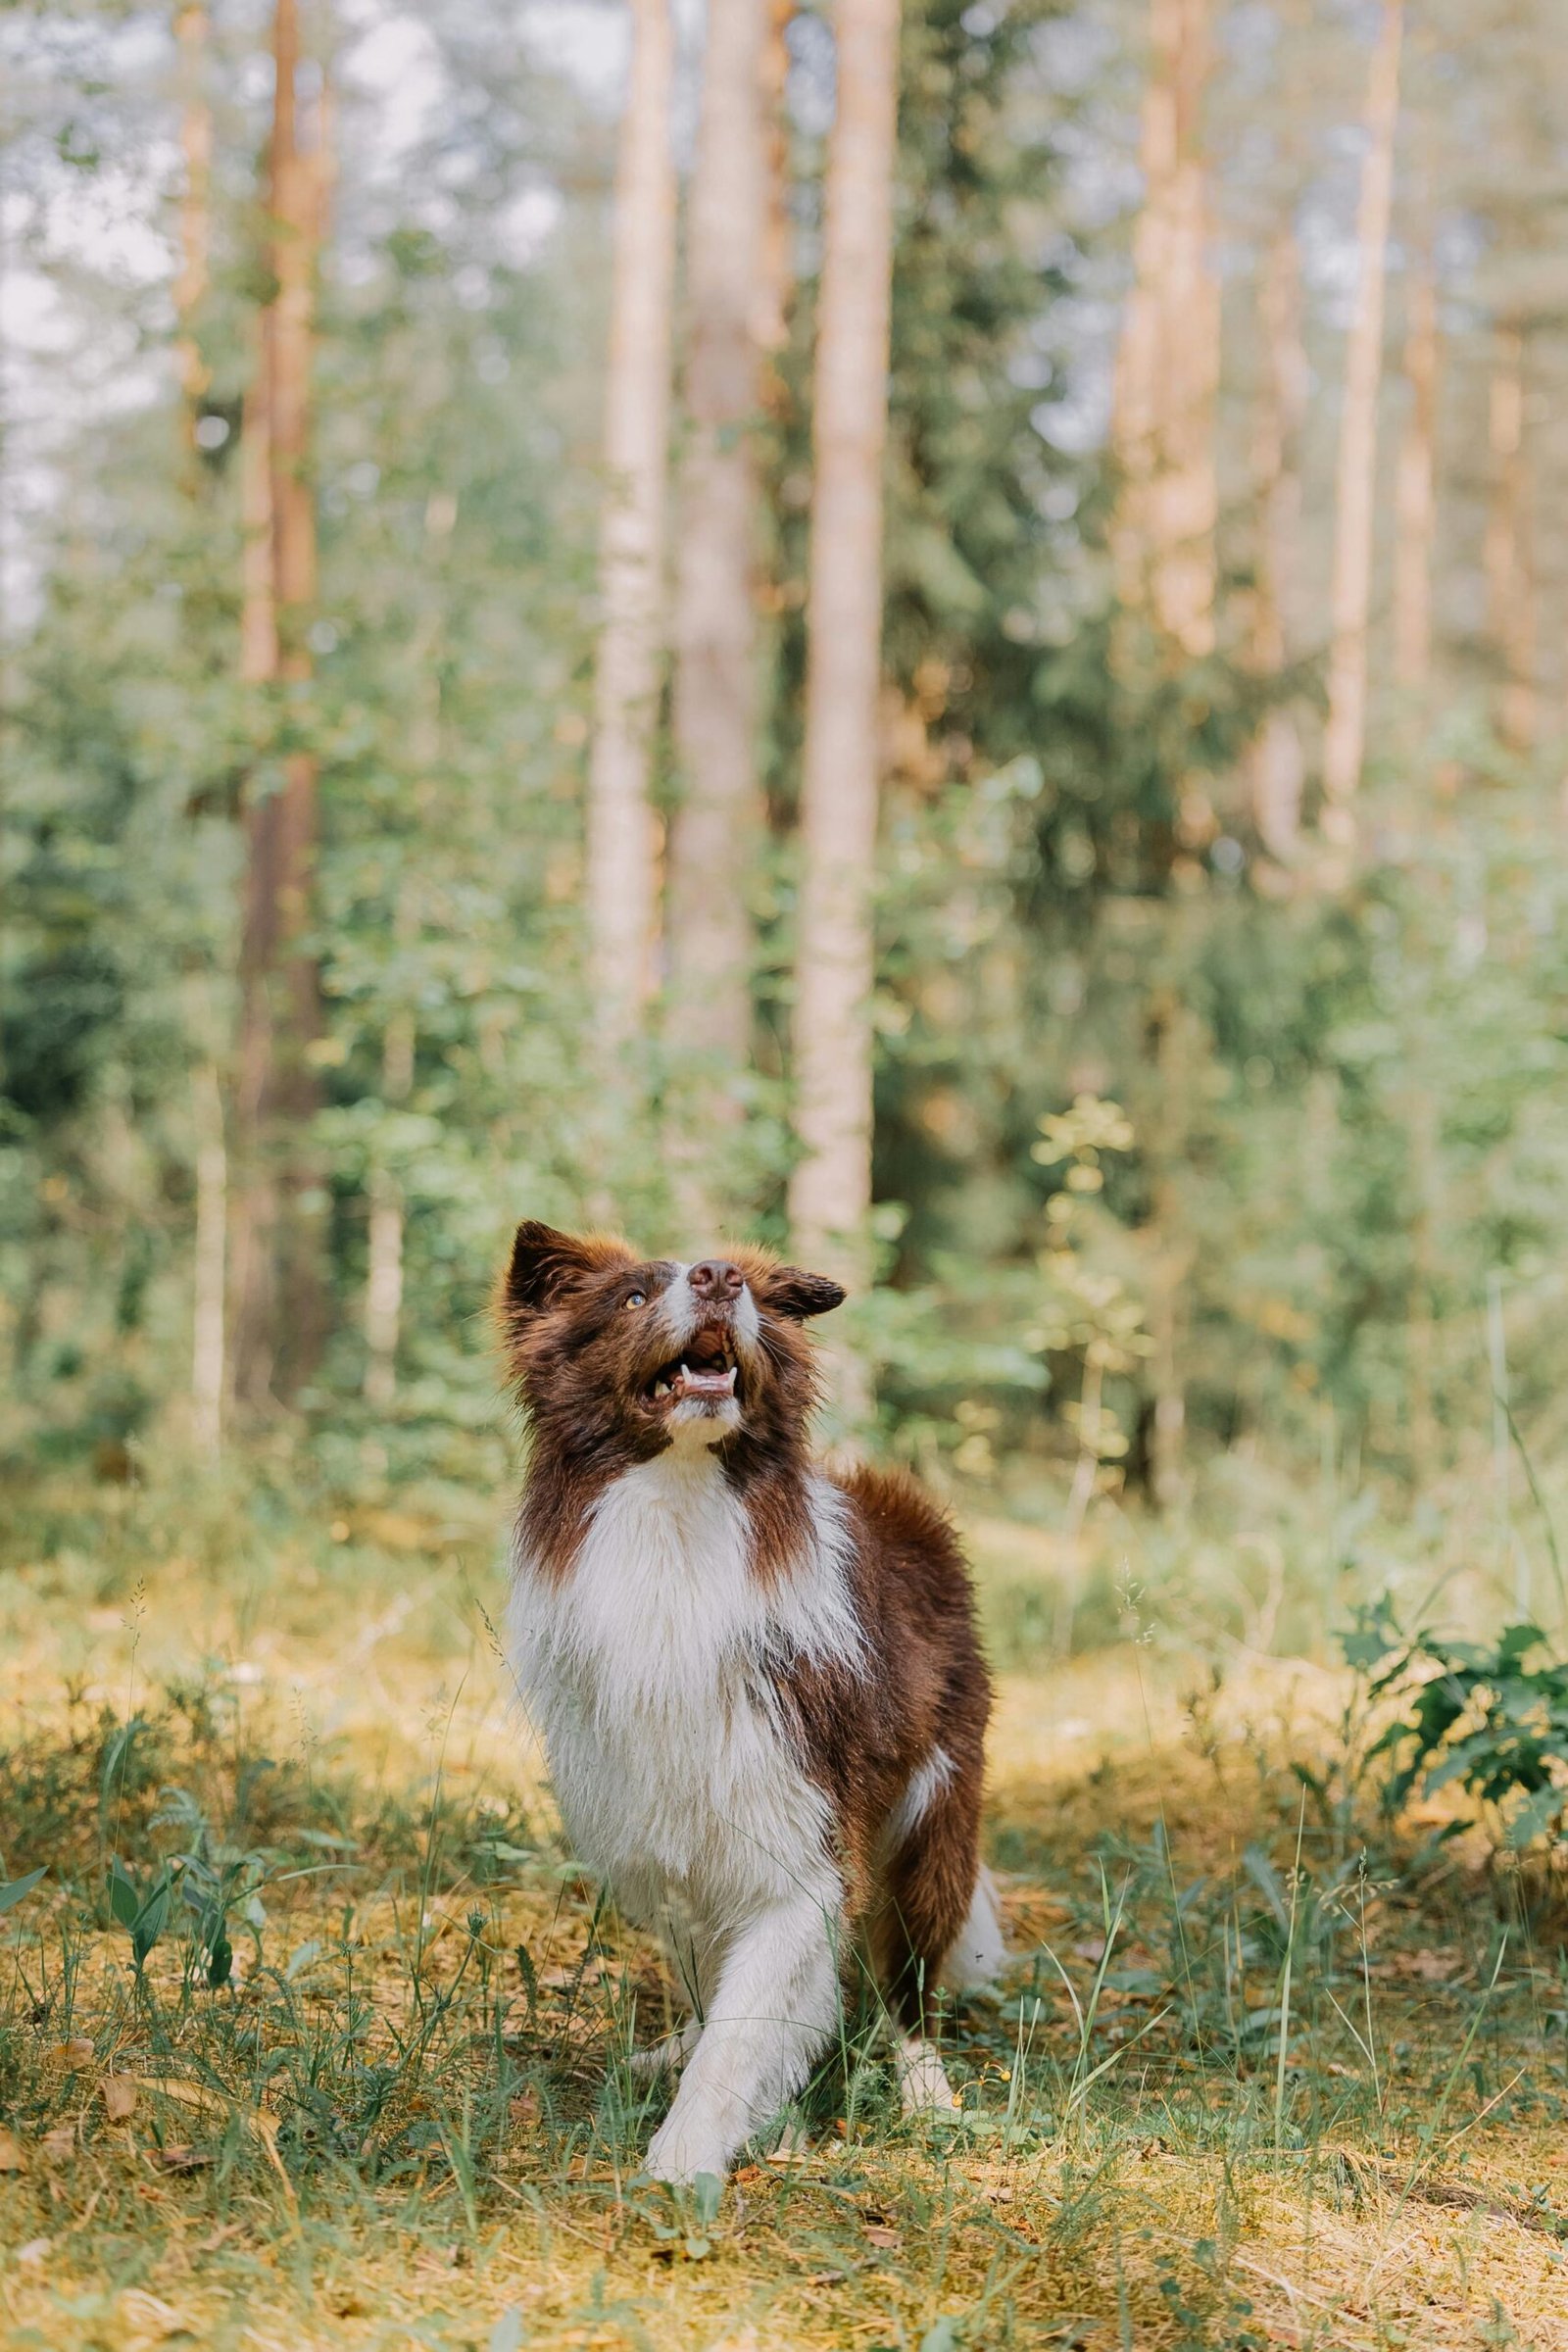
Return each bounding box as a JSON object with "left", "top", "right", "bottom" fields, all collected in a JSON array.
[{"left": 500, "top": 1222, "right": 1001, "bottom": 2183}]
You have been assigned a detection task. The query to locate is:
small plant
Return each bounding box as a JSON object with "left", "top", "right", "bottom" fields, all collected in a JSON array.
[{"left": 1344, "top": 1598, "right": 1568, "bottom": 1852}]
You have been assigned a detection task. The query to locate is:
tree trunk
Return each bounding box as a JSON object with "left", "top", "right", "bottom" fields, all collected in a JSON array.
[
  {"left": 173, "top": 3, "right": 212, "bottom": 437},
  {"left": 1392, "top": 248, "right": 1438, "bottom": 704},
  {"left": 667, "top": 0, "right": 768, "bottom": 1218},
  {"left": 364, "top": 980, "right": 413, "bottom": 1415},
  {"left": 758, "top": 0, "right": 795, "bottom": 360},
  {"left": 1248, "top": 225, "right": 1306, "bottom": 858},
  {"left": 787, "top": 0, "right": 901, "bottom": 1287},
  {"left": 230, "top": 0, "right": 330, "bottom": 1409},
  {"left": 1321, "top": 0, "right": 1403, "bottom": 840},
  {"left": 190, "top": 1055, "right": 227, "bottom": 1456},
  {"left": 585, "top": 0, "right": 675, "bottom": 1054},
  {"left": 1484, "top": 319, "right": 1536, "bottom": 752},
  {"left": 1111, "top": 0, "right": 1218, "bottom": 661}
]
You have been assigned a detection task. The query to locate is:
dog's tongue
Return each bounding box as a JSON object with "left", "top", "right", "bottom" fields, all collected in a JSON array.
[{"left": 672, "top": 1362, "right": 738, "bottom": 1400}]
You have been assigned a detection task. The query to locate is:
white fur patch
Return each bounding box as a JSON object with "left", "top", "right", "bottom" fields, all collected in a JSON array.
[
  {"left": 883, "top": 1745, "right": 956, "bottom": 1852},
  {"left": 938, "top": 1865, "right": 1006, "bottom": 1992},
  {"left": 509, "top": 1456, "right": 859, "bottom": 1922},
  {"left": 509, "top": 1453, "right": 861, "bottom": 2173}
]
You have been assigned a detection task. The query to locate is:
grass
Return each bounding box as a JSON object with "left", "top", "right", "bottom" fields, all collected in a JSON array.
[{"left": 3, "top": 1462, "right": 1568, "bottom": 2349}]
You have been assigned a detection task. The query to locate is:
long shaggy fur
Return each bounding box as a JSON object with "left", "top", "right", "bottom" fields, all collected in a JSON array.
[{"left": 500, "top": 1223, "right": 998, "bottom": 2181}]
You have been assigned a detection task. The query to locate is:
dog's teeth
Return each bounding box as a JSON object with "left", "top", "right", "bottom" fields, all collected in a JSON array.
[
  {"left": 654, "top": 1382, "right": 669, "bottom": 1398},
  {"left": 723, "top": 1367, "right": 737, "bottom": 1392}
]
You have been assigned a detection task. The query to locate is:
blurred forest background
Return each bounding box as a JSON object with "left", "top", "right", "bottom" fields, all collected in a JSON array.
[{"left": 4, "top": 0, "right": 1567, "bottom": 1612}]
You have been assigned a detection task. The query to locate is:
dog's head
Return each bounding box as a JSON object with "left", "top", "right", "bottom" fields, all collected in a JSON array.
[{"left": 499, "top": 1222, "right": 845, "bottom": 1467}]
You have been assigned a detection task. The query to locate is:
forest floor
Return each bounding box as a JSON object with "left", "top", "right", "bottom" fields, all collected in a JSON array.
[{"left": 2, "top": 1474, "right": 1566, "bottom": 2351}]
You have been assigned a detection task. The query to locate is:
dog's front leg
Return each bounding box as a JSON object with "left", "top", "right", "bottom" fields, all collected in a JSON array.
[{"left": 644, "top": 1885, "right": 842, "bottom": 2184}]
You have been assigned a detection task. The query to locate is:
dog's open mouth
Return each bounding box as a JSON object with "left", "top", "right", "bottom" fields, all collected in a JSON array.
[{"left": 644, "top": 1325, "right": 741, "bottom": 1412}]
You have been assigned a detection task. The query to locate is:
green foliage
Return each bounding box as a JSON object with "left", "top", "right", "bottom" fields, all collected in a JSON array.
[{"left": 1346, "top": 1600, "right": 1568, "bottom": 1851}]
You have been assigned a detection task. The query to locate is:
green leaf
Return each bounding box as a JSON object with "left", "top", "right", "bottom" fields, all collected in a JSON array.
[
  {"left": 108, "top": 1856, "right": 141, "bottom": 1929},
  {"left": 0, "top": 1867, "right": 47, "bottom": 1916}
]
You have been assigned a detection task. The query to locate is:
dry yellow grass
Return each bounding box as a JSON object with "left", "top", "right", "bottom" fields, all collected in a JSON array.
[{"left": 3, "top": 1482, "right": 1566, "bottom": 2349}]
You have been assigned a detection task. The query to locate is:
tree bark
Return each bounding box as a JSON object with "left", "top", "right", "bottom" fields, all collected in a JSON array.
[
  {"left": 1392, "top": 245, "right": 1438, "bottom": 698},
  {"left": 787, "top": 0, "right": 901, "bottom": 1286},
  {"left": 1111, "top": 0, "right": 1219, "bottom": 661},
  {"left": 191, "top": 1056, "right": 227, "bottom": 1455},
  {"left": 230, "top": 0, "right": 330, "bottom": 1409},
  {"left": 1321, "top": 0, "right": 1403, "bottom": 840},
  {"left": 173, "top": 3, "right": 212, "bottom": 436},
  {"left": 1248, "top": 225, "right": 1306, "bottom": 858},
  {"left": 1484, "top": 319, "right": 1536, "bottom": 752},
  {"left": 667, "top": 0, "right": 768, "bottom": 1212},
  {"left": 586, "top": 0, "right": 675, "bottom": 1054}
]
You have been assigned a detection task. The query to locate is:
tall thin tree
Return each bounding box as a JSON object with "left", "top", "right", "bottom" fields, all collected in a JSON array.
[
  {"left": 1393, "top": 240, "right": 1439, "bottom": 700},
  {"left": 1321, "top": 0, "right": 1403, "bottom": 839},
  {"left": 1484, "top": 318, "right": 1536, "bottom": 751},
  {"left": 1111, "top": 0, "right": 1219, "bottom": 659},
  {"left": 788, "top": 0, "right": 901, "bottom": 1285},
  {"left": 585, "top": 0, "right": 675, "bottom": 1054},
  {"left": 230, "top": 0, "right": 330, "bottom": 1407},
  {"left": 666, "top": 0, "right": 768, "bottom": 1215},
  {"left": 1248, "top": 224, "right": 1306, "bottom": 858}
]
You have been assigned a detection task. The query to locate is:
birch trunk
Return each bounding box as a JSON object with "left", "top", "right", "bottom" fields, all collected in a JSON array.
[
  {"left": 1321, "top": 0, "right": 1403, "bottom": 838},
  {"left": 586, "top": 0, "right": 675, "bottom": 1051},
  {"left": 1393, "top": 248, "right": 1438, "bottom": 697},
  {"left": 787, "top": 0, "right": 901, "bottom": 1284},
  {"left": 231, "top": 0, "right": 329, "bottom": 1408},
  {"left": 1484, "top": 321, "right": 1536, "bottom": 752},
  {"left": 667, "top": 0, "right": 768, "bottom": 1199},
  {"left": 1111, "top": 0, "right": 1218, "bottom": 660},
  {"left": 1248, "top": 226, "right": 1306, "bottom": 857},
  {"left": 173, "top": 3, "right": 211, "bottom": 435}
]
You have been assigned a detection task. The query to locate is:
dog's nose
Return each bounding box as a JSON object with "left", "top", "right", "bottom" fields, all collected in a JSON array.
[{"left": 690, "top": 1259, "right": 744, "bottom": 1301}]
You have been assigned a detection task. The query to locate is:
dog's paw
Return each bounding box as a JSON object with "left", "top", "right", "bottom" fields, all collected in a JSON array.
[
  {"left": 895, "top": 2034, "right": 958, "bottom": 2117},
  {"left": 645, "top": 2109, "right": 730, "bottom": 2186}
]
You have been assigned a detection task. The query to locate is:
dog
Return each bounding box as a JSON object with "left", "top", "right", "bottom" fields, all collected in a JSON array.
[{"left": 500, "top": 1221, "right": 1002, "bottom": 2183}]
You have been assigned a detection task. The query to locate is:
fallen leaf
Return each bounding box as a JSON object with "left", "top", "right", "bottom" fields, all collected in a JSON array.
[
  {"left": 0, "top": 2129, "right": 24, "bottom": 2172},
  {"left": 511, "top": 2087, "right": 541, "bottom": 2128},
  {"left": 15, "top": 2237, "right": 50, "bottom": 2266},
  {"left": 864, "top": 2225, "right": 903, "bottom": 2250},
  {"left": 40, "top": 2127, "right": 75, "bottom": 2161},
  {"left": 49, "top": 2038, "right": 94, "bottom": 2068},
  {"left": 101, "top": 2077, "right": 139, "bottom": 2123},
  {"left": 150, "top": 2145, "right": 213, "bottom": 2173}
]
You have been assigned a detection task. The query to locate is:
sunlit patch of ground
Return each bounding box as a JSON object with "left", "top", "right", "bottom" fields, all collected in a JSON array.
[{"left": 3, "top": 1480, "right": 1566, "bottom": 2347}]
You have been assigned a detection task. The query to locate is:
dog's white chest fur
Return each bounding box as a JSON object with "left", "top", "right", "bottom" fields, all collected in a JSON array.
[{"left": 509, "top": 1451, "right": 857, "bottom": 1927}]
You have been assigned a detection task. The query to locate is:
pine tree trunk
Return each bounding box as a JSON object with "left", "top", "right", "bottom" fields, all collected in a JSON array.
[
  {"left": 667, "top": 0, "right": 768, "bottom": 1210},
  {"left": 787, "top": 0, "right": 901, "bottom": 1285},
  {"left": 1393, "top": 247, "right": 1437, "bottom": 698},
  {"left": 586, "top": 0, "right": 675, "bottom": 1054},
  {"left": 191, "top": 1054, "right": 227, "bottom": 1456},
  {"left": 1321, "top": 0, "right": 1403, "bottom": 839},
  {"left": 1112, "top": 0, "right": 1218, "bottom": 660},
  {"left": 173, "top": 3, "right": 211, "bottom": 435},
  {"left": 1485, "top": 320, "right": 1536, "bottom": 752},
  {"left": 231, "top": 0, "right": 329, "bottom": 1409},
  {"left": 1248, "top": 226, "right": 1306, "bottom": 857}
]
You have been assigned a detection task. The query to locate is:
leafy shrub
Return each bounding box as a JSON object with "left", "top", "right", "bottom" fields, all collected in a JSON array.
[{"left": 1346, "top": 1599, "right": 1568, "bottom": 1852}]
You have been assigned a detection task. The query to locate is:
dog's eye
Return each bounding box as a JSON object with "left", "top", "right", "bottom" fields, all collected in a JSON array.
[{"left": 624, "top": 1290, "right": 647, "bottom": 1310}]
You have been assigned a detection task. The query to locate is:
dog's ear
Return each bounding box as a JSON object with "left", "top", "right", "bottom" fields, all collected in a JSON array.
[
  {"left": 505, "top": 1222, "right": 605, "bottom": 1316},
  {"left": 761, "top": 1264, "right": 847, "bottom": 1322}
]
